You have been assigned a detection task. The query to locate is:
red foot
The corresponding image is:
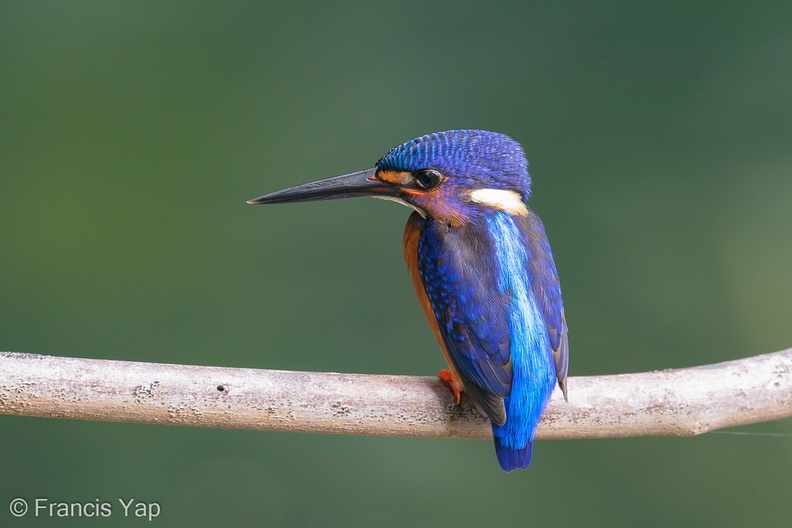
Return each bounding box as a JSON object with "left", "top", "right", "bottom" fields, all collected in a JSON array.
[{"left": 438, "top": 369, "right": 462, "bottom": 405}]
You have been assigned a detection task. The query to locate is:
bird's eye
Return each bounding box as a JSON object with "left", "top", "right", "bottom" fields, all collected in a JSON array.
[{"left": 413, "top": 169, "right": 444, "bottom": 190}]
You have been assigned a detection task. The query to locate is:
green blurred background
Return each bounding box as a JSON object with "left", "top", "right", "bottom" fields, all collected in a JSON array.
[{"left": 2, "top": 1, "right": 791, "bottom": 526}]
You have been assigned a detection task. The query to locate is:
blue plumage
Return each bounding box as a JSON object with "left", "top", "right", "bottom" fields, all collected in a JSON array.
[
  {"left": 487, "top": 212, "right": 557, "bottom": 471},
  {"left": 378, "top": 130, "right": 531, "bottom": 199},
  {"left": 249, "top": 129, "right": 568, "bottom": 472},
  {"left": 412, "top": 205, "right": 560, "bottom": 471}
]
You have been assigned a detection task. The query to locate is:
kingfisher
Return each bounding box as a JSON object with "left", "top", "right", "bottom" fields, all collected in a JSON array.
[{"left": 248, "top": 130, "right": 568, "bottom": 471}]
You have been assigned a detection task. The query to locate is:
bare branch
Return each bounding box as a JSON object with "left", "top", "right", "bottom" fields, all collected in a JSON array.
[{"left": 1, "top": 349, "right": 791, "bottom": 439}]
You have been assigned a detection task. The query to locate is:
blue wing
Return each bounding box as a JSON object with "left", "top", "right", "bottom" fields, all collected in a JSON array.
[
  {"left": 417, "top": 217, "right": 512, "bottom": 424},
  {"left": 414, "top": 210, "right": 567, "bottom": 425}
]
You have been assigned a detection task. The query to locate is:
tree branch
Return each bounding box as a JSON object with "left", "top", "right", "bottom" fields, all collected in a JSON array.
[{"left": 1, "top": 349, "right": 791, "bottom": 439}]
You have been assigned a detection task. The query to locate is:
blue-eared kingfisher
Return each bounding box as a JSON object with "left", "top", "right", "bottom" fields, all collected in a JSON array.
[{"left": 248, "top": 130, "right": 568, "bottom": 471}]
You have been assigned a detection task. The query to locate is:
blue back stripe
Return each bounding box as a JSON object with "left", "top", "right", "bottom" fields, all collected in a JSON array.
[{"left": 487, "top": 212, "right": 556, "bottom": 449}]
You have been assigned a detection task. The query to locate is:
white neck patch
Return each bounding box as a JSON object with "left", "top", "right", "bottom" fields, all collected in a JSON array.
[{"left": 468, "top": 189, "right": 528, "bottom": 216}]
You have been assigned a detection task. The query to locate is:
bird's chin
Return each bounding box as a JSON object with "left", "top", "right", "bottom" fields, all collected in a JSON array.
[{"left": 372, "top": 195, "right": 427, "bottom": 217}]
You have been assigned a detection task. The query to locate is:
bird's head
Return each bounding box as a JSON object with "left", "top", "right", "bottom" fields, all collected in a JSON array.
[{"left": 248, "top": 130, "right": 532, "bottom": 225}]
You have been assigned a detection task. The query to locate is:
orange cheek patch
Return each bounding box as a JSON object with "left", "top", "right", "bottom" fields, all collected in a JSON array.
[
  {"left": 409, "top": 189, "right": 469, "bottom": 227},
  {"left": 376, "top": 170, "right": 411, "bottom": 184}
]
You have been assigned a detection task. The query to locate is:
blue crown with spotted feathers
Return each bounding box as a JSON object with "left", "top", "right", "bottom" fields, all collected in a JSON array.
[{"left": 376, "top": 130, "right": 532, "bottom": 198}]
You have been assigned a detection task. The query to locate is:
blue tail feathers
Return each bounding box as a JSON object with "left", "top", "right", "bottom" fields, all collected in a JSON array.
[{"left": 494, "top": 435, "right": 533, "bottom": 472}]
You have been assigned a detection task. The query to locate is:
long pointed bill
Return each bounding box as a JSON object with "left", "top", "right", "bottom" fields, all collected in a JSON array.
[{"left": 247, "top": 167, "right": 396, "bottom": 204}]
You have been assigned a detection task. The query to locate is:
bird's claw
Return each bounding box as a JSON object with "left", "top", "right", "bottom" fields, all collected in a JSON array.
[{"left": 438, "top": 369, "right": 462, "bottom": 405}]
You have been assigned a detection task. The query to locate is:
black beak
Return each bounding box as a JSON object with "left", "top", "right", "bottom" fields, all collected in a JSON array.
[{"left": 247, "top": 167, "right": 396, "bottom": 205}]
